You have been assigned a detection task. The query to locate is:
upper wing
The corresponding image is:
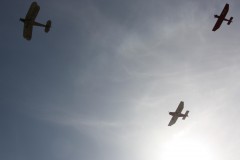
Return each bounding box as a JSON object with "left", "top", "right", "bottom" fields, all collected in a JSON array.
[
  {"left": 175, "top": 101, "right": 184, "bottom": 113},
  {"left": 25, "top": 2, "right": 40, "bottom": 20},
  {"left": 168, "top": 116, "right": 178, "bottom": 126}
]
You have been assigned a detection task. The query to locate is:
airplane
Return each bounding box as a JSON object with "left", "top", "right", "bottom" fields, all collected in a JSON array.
[
  {"left": 168, "top": 101, "right": 189, "bottom": 126},
  {"left": 20, "top": 2, "right": 51, "bottom": 40},
  {"left": 212, "top": 3, "right": 233, "bottom": 31}
]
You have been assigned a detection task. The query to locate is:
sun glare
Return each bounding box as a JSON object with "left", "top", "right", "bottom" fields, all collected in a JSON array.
[{"left": 161, "top": 135, "right": 215, "bottom": 160}]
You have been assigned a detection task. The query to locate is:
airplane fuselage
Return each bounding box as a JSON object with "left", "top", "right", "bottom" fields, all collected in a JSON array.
[
  {"left": 20, "top": 18, "right": 35, "bottom": 28},
  {"left": 169, "top": 112, "right": 185, "bottom": 117}
]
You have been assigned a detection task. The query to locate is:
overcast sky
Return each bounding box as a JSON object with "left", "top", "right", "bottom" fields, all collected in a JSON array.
[{"left": 1, "top": 0, "right": 240, "bottom": 160}]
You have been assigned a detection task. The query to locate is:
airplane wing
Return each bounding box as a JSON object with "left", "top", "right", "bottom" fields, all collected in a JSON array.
[
  {"left": 25, "top": 2, "right": 40, "bottom": 21},
  {"left": 23, "top": 2, "right": 40, "bottom": 40},
  {"left": 220, "top": 4, "right": 229, "bottom": 17},
  {"left": 23, "top": 25, "right": 33, "bottom": 40},
  {"left": 212, "top": 19, "right": 224, "bottom": 31},
  {"left": 168, "top": 115, "right": 178, "bottom": 126},
  {"left": 175, "top": 101, "right": 184, "bottom": 113}
]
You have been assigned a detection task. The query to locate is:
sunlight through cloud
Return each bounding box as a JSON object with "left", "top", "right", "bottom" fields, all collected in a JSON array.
[{"left": 161, "top": 135, "right": 215, "bottom": 160}]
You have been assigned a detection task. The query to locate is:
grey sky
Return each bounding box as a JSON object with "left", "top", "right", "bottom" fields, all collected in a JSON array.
[{"left": 1, "top": 0, "right": 240, "bottom": 160}]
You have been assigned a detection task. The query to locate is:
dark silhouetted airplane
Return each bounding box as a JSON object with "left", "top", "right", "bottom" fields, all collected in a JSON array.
[
  {"left": 168, "top": 101, "right": 189, "bottom": 126},
  {"left": 20, "top": 2, "right": 51, "bottom": 40},
  {"left": 212, "top": 3, "right": 233, "bottom": 31}
]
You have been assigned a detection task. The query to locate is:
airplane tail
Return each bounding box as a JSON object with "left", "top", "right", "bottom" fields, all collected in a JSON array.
[
  {"left": 227, "top": 17, "right": 233, "bottom": 25},
  {"left": 45, "top": 20, "right": 51, "bottom": 33},
  {"left": 182, "top": 110, "right": 189, "bottom": 120}
]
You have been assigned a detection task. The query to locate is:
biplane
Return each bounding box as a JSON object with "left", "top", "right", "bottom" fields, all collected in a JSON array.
[
  {"left": 20, "top": 2, "right": 51, "bottom": 40},
  {"left": 212, "top": 3, "right": 233, "bottom": 31}
]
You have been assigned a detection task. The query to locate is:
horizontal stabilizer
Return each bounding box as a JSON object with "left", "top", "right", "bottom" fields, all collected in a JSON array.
[
  {"left": 182, "top": 110, "right": 189, "bottom": 120},
  {"left": 45, "top": 20, "right": 51, "bottom": 33},
  {"left": 227, "top": 17, "right": 233, "bottom": 25}
]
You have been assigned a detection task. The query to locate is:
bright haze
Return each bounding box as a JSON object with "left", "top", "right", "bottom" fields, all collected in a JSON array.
[{"left": 1, "top": 0, "right": 240, "bottom": 160}]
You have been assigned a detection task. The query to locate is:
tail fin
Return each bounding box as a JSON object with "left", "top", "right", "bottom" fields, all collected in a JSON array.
[
  {"left": 182, "top": 111, "right": 189, "bottom": 120},
  {"left": 45, "top": 20, "right": 51, "bottom": 33},
  {"left": 227, "top": 17, "right": 233, "bottom": 25}
]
